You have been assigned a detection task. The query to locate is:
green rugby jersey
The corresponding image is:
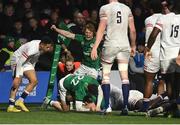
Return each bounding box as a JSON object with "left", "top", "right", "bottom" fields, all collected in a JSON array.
[
  {"left": 74, "top": 34, "right": 100, "bottom": 70},
  {"left": 63, "top": 75, "right": 99, "bottom": 101}
]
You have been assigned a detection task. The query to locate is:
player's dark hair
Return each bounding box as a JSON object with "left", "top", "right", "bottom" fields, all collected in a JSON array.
[
  {"left": 87, "top": 84, "right": 98, "bottom": 96},
  {"left": 83, "top": 95, "right": 93, "bottom": 103},
  {"left": 161, "top": 0, "right": 173, "bottom": 10},
  {"left": 40, "top": 36, "right": 53, "bottom": 44},
  {"left": 148, "top": 0, "right": 162, "bottom": 13},
  {"left": 161, "top": 0, "right": 172, "bottom": 6}
]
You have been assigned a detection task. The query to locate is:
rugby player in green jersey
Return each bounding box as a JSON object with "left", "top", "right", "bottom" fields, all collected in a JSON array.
[
  {"left": 58, "top": 74, "right": 103, "bottom": 111},
  {"left": 51, "top": 23, "right": 101, "bottom": 79},
  {"left": 43, "top": 74, "right": 103, "bottom": 111}
]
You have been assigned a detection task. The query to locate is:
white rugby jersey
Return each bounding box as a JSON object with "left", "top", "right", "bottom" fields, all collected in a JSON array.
[
  {"left": 155, "top": 13, "right": 180, "bottom": 60},
  {"left": 11, "top": 40, "right": 41, "bottom": 65},
  {"left": 99, "top": 1, "right": 133, "bottom": 48},
  {"left": 110, "top": 85, "right": 143, "bottom": 110},
  {"left": 145, "top": 14, "right": 162, "bottom": 56}
]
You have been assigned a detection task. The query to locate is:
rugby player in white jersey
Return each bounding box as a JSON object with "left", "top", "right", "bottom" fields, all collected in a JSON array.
[
  {"left": 145, "top": 0, "right": 180, "bottom": 111},
  {"left": 7, "top": 36, "right": 54, "bottom": 112},
  {"left": 143, "top": 0, "right": 172, "bottom": 111},
  {"left": 91, "top": 0, "right": 136, "bottom": 115}
]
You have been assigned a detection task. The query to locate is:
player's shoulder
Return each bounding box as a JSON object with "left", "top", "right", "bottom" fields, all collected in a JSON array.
[
  {"left": 29, "top": 40, "right": 41, "bottom": 43},
  {"left": 159, "top": 12, "right": 175, "bottom": 20},
  {"left": 145, "top": 13, "right": 162, "bottom": 23}
]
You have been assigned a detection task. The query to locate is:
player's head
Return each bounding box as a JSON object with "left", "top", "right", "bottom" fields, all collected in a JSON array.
[
  {"left": 161, "top": 0, "right": 172, "bottom": 14},
  {"left": 83, "top": 95, "right": 93, "bottom": 103},
  {"left": 83, "top": 95, "right": 96, "bottom": 111},
  {"left": 40, "top": 36, "right": 54, "bottom": 54},
  {"left": 148, "top": 0, "right": 162, "bottom": 13},
  {"left": 173, "top": 0, "right": 180, "bottom": 14},
  {"left": 87, "top": 84, "right": 98, "bottom": 96},
  {"left": 65, "top": 55, "right": 74, "bottom": 71},
  {"left": 83, "top": 23, "right": 96, "bottom": 40}
]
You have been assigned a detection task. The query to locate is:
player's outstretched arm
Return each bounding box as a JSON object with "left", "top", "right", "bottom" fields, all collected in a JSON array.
[{"left": 51, "top": 25, "right": 75, "bottom": 40}]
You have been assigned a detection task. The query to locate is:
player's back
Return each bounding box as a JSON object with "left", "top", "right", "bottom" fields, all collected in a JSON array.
[
  {"left": 160, "top": 13, "right": 180, "bottom": 47},
  {"left": 63, "top": 75, "right": 99, "bottom": 91},
  {"left": 156, "top": 13, "right": 180, "bottom": 59},
  {"left": 101, "top": 2, "right": 132, "bottom": 47},
  {"left": 13, "top": 40, "right": 40, "bottom": 59}
]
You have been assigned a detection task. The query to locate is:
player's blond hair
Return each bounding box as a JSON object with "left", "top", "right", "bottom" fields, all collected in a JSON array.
[{"left": 83, "top": 23, "right": 96, "bottom": 36}]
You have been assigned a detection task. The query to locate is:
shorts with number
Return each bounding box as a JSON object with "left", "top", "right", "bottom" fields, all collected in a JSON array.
[
  {"left": 74, "top": 64, "right": 98, "bottom": 79},
  {"left": 101, "top": 46, "right": 130, "bottom": 63},
  {"left": 144, "top": 57, "right": 160, "bottom": 73}
]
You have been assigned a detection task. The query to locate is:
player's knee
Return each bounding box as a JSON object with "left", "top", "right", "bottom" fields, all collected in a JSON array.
[
  {"left": 102, "top": 75, "right": 110, "bottom": 84},
  {"left": 29, "top": 78, "right": 38, "bottom": 85},
  {"left": 122, "top": 79, "right": 129, "bottom": 84},
  {"left": 12, "top": 78, "right": 21, "bottom": 89},
  {"left": 11, "top": 86, "right": 18, "bottom": 91},
  {"left": 102, "top": 63, "right": 112, "bottom": 74},
  {"left": 118, "top": 63, "right": 128, "bottom": 71}
]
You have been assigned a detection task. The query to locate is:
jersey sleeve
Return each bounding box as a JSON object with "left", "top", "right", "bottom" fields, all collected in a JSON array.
[
  {"left": 75, "top": 101, "right": 90, "bottom": 111},
  {"left": 145, "top": 18, "right": 154, "bottom": 44},
  {"left": 155, "top": 16, "right": 163, "bottom": 31},
  {"left": 99, "top": 6, "right": 107, "bottom": 20},
  {"left": 74, "top": 34, "right": 84, "bottom": 43},
  {"left": 127, "top": 6, "right": 133, "bottom": 18}
]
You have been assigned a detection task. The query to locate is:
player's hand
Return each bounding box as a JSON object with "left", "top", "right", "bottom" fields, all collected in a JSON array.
[
  {"left": 95, "top": 106, "right": 101, "bottom": 112},
  {"left": 51, "top": 101, "right": 62, "bottom": 111},
  {"left": 130, "top": 46, "right": 136, "bottom": 57},
  {"left": 176, "top": 55, "right": 180, "bottom": 66},
  {"left": 51, "top": 25, "right": 57, "bottom": 31},
  {"left": 91, "top": 47, "right": 98, "bottom": 60},
  {"left": 144, "top": 47, "right": 152, "bottom": 60}
]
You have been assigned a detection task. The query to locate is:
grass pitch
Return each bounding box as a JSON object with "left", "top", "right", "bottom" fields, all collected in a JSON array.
[{"left": 0, "top": 105, "right": 180, "bottom": 124}]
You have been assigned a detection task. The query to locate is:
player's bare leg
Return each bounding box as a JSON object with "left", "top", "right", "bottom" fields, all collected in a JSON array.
[
  {"left": 15, "top": 70, "right": 38, "bottom": 112},
  {"left": 142, "top": 71, "right": 156, "bottom": 111},
  {"left": 7, "top": 77, "right": 22, "bottom": 112},
  {"left": 158, "top": 79, "right": 165, "bottom": 95}
]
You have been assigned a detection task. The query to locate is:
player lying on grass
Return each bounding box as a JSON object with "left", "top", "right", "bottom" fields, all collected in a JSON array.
[
  {"left": 46, "top": 81, "right": 168, "bottom": 114},
  {"left": 146, "top": 99, "right": 178, "bottom": 117},
  {"left": 83, "top": 84, "right": 170, "bottom": 115},
  {"left": 43, "top": 74, "right": 103, "bottom": 112}
]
